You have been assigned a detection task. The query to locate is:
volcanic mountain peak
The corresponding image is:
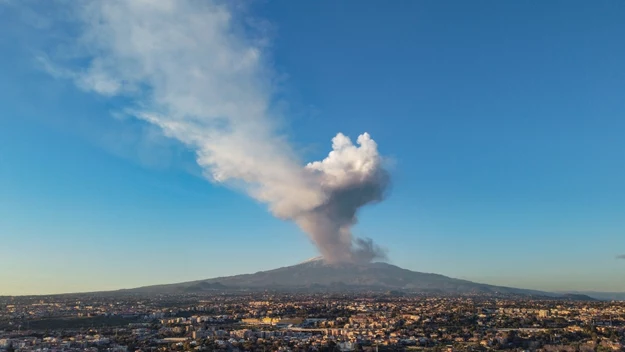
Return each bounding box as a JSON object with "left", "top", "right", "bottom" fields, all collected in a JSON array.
[
  {"left": 122, "top": 259, "right": 595, "bottom": 301},
  {"left": 297, "top": 256, "right": 396, "bottom": 269}
]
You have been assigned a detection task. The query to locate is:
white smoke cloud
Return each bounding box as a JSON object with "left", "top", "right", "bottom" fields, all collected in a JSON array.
[
  {"left": 301, "top": 133, "right": 388, "bottom": 262},
  {"left": 40, "top": 0, "right": 389, "bottom": 263}
]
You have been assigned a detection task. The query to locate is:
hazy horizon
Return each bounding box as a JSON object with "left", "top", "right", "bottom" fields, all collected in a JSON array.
[
  {"left": 1, "top": 1, "right": 624, "bottom": 296},
  {"left": 2, "top": 257, "right": 624, "bottom": 297},
  {"left": 2, "top": 255, "right": 624, "bottom": 297}
]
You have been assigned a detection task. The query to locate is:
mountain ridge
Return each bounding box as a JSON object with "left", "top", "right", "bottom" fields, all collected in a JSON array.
[{"left": 120, "top": 258, "right": 596, "bottom": 300}]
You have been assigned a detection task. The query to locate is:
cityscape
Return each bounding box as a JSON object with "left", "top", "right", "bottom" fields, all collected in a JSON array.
[{"left": 1, "top": 292, "right": 624, "bottom": 351}]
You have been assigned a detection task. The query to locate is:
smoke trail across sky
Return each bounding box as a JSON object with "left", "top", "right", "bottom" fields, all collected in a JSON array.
[{"left": 40, "top": 0, "right": 389, "bottom": 263}]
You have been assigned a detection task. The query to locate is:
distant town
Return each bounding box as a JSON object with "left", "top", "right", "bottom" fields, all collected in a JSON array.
[{"left": 1, "top": 292, "right": 624, "bottom": 352}]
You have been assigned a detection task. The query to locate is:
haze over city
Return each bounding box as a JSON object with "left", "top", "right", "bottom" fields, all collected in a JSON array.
[{"left": 1, "top": 0, "right": 625, "bottom": 297}]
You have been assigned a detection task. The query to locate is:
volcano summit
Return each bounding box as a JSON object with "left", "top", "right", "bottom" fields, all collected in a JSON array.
[{"left": 122, "top": 258, "right": 587, "bottom": 299}]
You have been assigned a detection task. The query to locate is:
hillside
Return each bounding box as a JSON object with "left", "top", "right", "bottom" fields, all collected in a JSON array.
[{"left": 122, "top": 258, "right": 590, "bottom": 299}]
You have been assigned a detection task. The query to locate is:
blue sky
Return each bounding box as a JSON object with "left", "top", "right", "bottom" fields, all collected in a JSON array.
[{"left": 1, "top": 1, "right": 624, "bottom": 295}]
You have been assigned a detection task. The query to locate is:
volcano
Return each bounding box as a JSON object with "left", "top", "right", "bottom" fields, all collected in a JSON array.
[{"left": 122, "top": 258, "right": 588, "bottom": 299}]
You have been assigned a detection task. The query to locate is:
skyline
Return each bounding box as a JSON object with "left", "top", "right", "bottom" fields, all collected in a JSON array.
[{"left": 1, "top": 0, "right": 625, "bottom": 295}]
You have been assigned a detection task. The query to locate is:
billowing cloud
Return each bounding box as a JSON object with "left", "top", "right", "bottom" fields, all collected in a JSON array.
[{"left": 39, "top": 0, "right": 389, "bottom": 263}]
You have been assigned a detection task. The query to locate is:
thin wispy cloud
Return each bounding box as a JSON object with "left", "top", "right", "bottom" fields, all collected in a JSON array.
[
  {"left": 37, "top": 0, "right": 389, "bottom": 263},
  {"left": 617, "top": 255, "right": 625, "bottom": 260}
]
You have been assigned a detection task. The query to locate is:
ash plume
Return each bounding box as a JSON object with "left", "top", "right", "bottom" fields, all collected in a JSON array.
[
  {"left": 37, "top": 0, "right": 389, "bottom": 263},
  {"left": 299, "top": 133, "right": 389, "bottom": 263}
]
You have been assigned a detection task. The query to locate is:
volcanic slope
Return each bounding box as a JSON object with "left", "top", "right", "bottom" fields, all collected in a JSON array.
[{"left": 124, "top": 258, "right": 570, "bottom": 297}]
